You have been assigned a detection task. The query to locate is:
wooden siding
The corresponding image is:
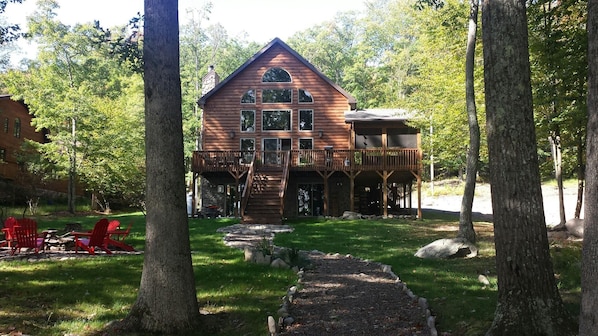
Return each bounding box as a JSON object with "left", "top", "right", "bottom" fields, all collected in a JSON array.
[
  {"left": 201, "top": 44, "right": 352, "bottom": 152},
  {"left": 0, "top": 98, "right": 46, "bottom": 180}
]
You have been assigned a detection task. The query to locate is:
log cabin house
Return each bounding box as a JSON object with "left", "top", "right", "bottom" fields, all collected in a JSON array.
[
  {"left": 0, "top": 94, "right": 71, "bottom": 198},
  {"left": 191, "top": 38, "right": 422, "bottom": 224}
]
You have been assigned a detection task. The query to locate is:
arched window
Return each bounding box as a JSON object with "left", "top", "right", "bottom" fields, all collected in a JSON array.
[
  {"left": 262, "top": 67, "right": 291, "bottom": 82},
  {"left": 241, "top": 89, "right": 255, "bottom": 104}
]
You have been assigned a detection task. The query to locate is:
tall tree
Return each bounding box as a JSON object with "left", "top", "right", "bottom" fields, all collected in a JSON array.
[
  {"left": 0, "top": 0, "right": 23, "bottom": 44},
  {"left": 115, "top": 0, "right": 201, "bottom": 332},
  {"left": 580, "top": 0, "right": 598, "bottom": 333},
  {"left": 458, "top": 0, "right": 480, "bottom": 243},
  {"left": 482, "top": 0, "right": 575, "bottom": 334}
]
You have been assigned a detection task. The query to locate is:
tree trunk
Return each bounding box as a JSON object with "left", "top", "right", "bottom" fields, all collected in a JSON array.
[
  {"left": 481, "top": 0, "right": 575, "bottom": 335},
  {"left": 118, "top": 0, "right": 201, "bottom": 333},
  {"left": 549, "top": 133, "right": 566, "bottom": 226},
  {"left": 574, "top": 133, "right": 584, "bottom": 219},
  {"left": 580, "top": 0, "right": 598, "bottom": 333},
  {"left": 458, "top": 0, "right": 480, "bottom": 244}
]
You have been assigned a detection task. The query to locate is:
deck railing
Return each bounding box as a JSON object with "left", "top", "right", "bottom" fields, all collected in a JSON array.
[{"left": 192, "top": 148, "right": 421, "bottom": 173}]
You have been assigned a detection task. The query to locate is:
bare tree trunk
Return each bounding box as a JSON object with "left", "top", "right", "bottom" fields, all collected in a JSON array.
[
  {"left": 580, "top": 0, "right": 598, "bottom": 333},
  {"left": 549, "top": 133, "right": 566, "bottom": 226},
  {"left": 458, "top": 0, "right": 480, "bottom": 244},
  {"left": 117, "top": 0, "right": 201, "bottom": 333},
  {"left": 482, "top": 0, "right": 575, "bottom": 334},
  {"left": 575, "top": 133, "right": 584, "bottom": 219}
]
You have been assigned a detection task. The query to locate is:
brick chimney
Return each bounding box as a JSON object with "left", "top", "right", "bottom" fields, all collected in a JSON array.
[{"left": 201, "top": 65, "right": 220, "bottom": 96}]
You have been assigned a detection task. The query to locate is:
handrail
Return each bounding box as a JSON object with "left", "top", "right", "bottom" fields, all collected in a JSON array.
[
  {"left": 240, "top": 160, "right": 255, "bottom": 217},
  {"left": 279, "top": 151, "right": 291, "bottom": 216},
  {"left": 192, "top": 148, "right": 421, "bottom": 173}
]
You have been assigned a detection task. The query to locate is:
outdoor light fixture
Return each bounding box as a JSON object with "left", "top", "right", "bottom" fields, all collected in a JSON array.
[
  {"left": 318, "top": 130, "right": 324, "bottom": 138},
  {"left": 229, "top": 130, "right": 235, "bottom": 138}
]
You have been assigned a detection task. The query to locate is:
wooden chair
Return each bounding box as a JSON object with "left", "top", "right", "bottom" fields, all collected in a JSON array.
[
  {"left": 105, "top": 221, "right": 134, "bottom": 251},
  {"left": 72, "top": 218, "right": 111, "bottom": 255},
  {"left": 1, "top": 216, "right": 18, "bottom": 248},
  {"left": 10, "top": 218, "right": 45, "bottom": 255}
]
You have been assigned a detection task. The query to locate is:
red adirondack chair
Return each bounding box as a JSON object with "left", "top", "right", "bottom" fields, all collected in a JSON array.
[
  {"left": 105, "top": 221, "right": 134, "bottom": 251},
  {"left": 10, "top": 218, "right": 45, "bottom": 255},
  {"left": 1, "top": 216, "right": 18, "bottom": 248},
  {"left": 72, "top": 218, "right": 112, "bottom": 255}
]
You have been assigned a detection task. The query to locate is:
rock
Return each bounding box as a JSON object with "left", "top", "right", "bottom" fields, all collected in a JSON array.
[
  {"left": 414, "top": 238, "right": 478, "bottom": 259},
  {"left": 271, "top": 258, "right": 290, "bottom": 269},
  {"left": 341, "top": 211, "right": 362, "bottom": 220},
  {"left": 548, "top": 230, "right": 569, "bottom": 240},
  {"left": 477, "top": 274, "right": 490, "bottom": 286},
  {"left": 565, "top": 218, "right": 584, "bottom": 238},
  {"left": 267, "top": 315, "right": 277, "bottom": 335}
]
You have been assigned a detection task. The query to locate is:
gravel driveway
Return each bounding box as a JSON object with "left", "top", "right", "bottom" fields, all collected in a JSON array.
[{"left": 422, "top": 183, "right": 583, "bottom": 226}]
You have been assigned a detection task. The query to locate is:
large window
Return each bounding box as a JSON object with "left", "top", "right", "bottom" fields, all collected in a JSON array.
[
  {"left": 262, "top": 110, "right": 291, "bottom": 131},
  {"left": 298, "top": 89, "right": 313, "bottom": 103},
  {"left": 241, "top": 89, "right": 256, "bottom": 104},
  {"left": 240, "top": 138, "right": 255, "bottom": 163},
  {"left": 240, "top": 110, "right": 255, "bottom": 132},
  {"left": 13, "top": 118, "right": 20, "bottom": 138},
  {"left": 299, "top": 138, "right": 313, "bottom": 149},
  {"left": 299, "top": 109, "right": 313, "bottom": 131},
  {"left": 262, "top": 67, "right": 291, "bottom": 82},
  {"left": 262, "top": 89, "right": 292, "bottom": 103}
]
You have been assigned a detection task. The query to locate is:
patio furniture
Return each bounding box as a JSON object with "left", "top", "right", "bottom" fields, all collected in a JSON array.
[
  {"left": 105, "top": 221, "right": 134, "bottom": 251},
  {"left": 72, "top": 218, "right": 111, "bottom": 255},
  {"left": 11, "top": 218, "right": 45, "bottom": 255},
  {"left": 1, "top": 216, "right": 18, "bottom": 248}
]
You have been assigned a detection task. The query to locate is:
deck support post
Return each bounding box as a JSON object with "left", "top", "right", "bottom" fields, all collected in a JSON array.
[
  {"left": 228, "top": 168, "right": 247, "bottom": 218},
  {"left": 376, "top": 170, "right": 394, "bottom": 217},
  {"left": 316, "top": 170, "right": 335, "bottom": 216},
  {"left": 342, "top": 170, "right": 362, "bottom": 212}
]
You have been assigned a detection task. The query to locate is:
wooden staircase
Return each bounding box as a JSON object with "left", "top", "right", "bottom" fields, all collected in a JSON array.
[
  {"left": 241, "top": 152, "right": 291, "bottom": 225},
  {"left": 241, "top": 169, "right": 284, "bottom": 224}
]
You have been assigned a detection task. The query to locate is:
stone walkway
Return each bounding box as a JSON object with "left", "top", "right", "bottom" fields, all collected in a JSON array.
[{"left": 217, "top": 224, "right": 438, "bottom": 336}]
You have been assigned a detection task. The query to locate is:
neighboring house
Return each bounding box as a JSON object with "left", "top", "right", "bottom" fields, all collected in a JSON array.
[
  {"left": 0, "top": 94, "right": 71, "bottom": 198},
  {"left": 192, "top": 38, "right": 422, "bottom": 224},
  {"left": 0, "top": 94, "right": 46, "bottom": 181}
]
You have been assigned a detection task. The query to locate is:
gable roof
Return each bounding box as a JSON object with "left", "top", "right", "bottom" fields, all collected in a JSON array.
[
  {"left": 198, "top": 37, "right": 357, "bottom": 108},
  {"left": 344, "top": 109, "right": 414, "bottom": 122}
]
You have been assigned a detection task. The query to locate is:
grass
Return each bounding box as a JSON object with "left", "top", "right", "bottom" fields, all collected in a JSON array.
[{"left": 0, "top": 209, "right": 582, "bottom": 335}]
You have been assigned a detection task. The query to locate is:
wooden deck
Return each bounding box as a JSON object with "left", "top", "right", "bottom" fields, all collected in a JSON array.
[{"left": 191, "top": 149, "right": 421, "bottom": 174}]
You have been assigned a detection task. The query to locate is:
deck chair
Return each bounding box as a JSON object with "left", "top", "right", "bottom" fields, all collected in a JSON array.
[
  {"left": 72, "top": 218, "right": 111, "bottom": 255},
  {"left": 10, "top": 218, "right": 45, "bottom": 255},
  {"left": 1, "top": 216, "right": 18, "bottom": 248},
  {"left": 106, "top": 221, "right": 134, "bottom": 251}
]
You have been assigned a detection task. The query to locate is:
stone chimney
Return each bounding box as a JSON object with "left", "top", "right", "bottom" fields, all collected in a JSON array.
[{"left": 201, "top": 65, "right": 220, "bottom": 96}]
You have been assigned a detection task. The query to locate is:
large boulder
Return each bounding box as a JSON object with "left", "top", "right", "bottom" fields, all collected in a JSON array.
[
  {"left": 565, "top": 218, "right": 584, "bottom": 238},
  {"left": 415, "top": 238, "right": 478, "bottom": 259}
]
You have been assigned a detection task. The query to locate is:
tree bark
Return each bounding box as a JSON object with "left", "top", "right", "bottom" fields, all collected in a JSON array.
[
  {"left": 458, "top": 0, "right": 480, "bottom": 244},
  {"left": 117, "top": 0, "right": 201, "bottom": 333},
  {"left": 481, "top": 0, "right": 575, "bottom": 334},
  {"left": 580, "top": 0, "right": 598, "bottom": 333}
]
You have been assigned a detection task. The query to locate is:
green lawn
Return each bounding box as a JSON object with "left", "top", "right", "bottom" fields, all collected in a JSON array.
[{"left": 0, "top": 211, "right": 581, "bottom": 335}]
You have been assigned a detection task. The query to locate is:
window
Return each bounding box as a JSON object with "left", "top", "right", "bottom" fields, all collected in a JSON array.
[
  {"left": 240, "top": 138, "right": 255, "bottom": 163},
  {"left": 298, "top": 184, "right": 324, "bottom": 216},
  {"left": 14, "top": 118, "right": 20, "bottom": 138},
  {"left": 298, "top": 89, "right": 313, "bottom": 103},
  {"left": 299, "top": 138, "right": 313, "bottom": 150},
  {"left": 240, "top": 110, "right": 255, "bottom": 132},
  {"left": 0, "top": 148, "right": 5, "bottom": 162},
  {"left": 262, "top": 89, "right": 292, "bottom": 103},
  {"left": 299, "top": 109, "right": 313, "bottom": 131},
  {"left": 3, "top": 117, "right": 8, "bottom": 133},
  {"left": 262, "top": 110, "right": 291, "bottom": 131},
  {"left": 241, "top": 89, "right": 255, "bottom": 104},
  {"left": 262, "top": 67, "right": 291, "bottom": 82}
]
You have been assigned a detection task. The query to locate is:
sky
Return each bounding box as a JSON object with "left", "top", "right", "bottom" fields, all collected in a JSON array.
[{"left": 6, "top": 0, "right": 366, "bottom": 64}]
